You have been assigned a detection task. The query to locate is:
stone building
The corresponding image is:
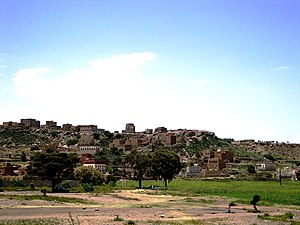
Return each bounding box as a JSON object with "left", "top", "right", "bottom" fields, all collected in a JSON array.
[
  {"left": 207, "top": 158, "right": 226, "bottom": 170},
  {"left": 77, "top": 145, "right": 100, "bottom": 155},
  {"left": 154, "top": 127, "right": 168, "bottom": 133},
  {"left": 125, "top": 123, "right": 135, "bottom": 133},
  {"left": 215, "top": 149, "right": 234, "bottom": 162},
  {"left": 81, "top": 153, "right": 107, "bottom": 174},
  {"left": 0, "top": 162, "right": 14, "bottom": 176},
  {"left": 20, "top": 118, "right": 40, "bottom": 128},
  {"left": 62, "top": 123, "right": 72, "bottom": 131},
  {"left": 78, "top": 125, "right": 98, "bottom": 133}
]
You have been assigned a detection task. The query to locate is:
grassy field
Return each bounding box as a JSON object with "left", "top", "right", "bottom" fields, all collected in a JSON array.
[
  {"left": 116, "top": 179, "right": 300, "bottom": 206},
  {"left": 0, "top": 194, "right": 95, "bottom": 205}
]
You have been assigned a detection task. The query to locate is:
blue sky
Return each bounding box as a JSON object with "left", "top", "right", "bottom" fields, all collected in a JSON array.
[{"left": 1, "top": 0, "right": 299, "bottom": 142}]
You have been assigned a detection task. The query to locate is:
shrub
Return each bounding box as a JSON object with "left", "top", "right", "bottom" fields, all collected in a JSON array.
[
  {"left": 30, "top": 183, "right": 35, "bottom": 190},
  {"left": 106, "top": 174, "right": 117, "bottom": 184},
  {"left": 247, "top": 164, "right": 256, "bottom": 174},
  {"left": 11, "top": 180, "right": 24, "bottom": 187},
  {"left": 61, "top": 180, "right": 71, "bottom": 189},
  {"left": 108, "top": 180, "right": 116, "bottom": 187},
  {"left": 82, "top": 183, "right": 94, "bottom": 192},
  {"left": 263, "top": 154, "right": 276, "bottom": 161},
  {"left": 114, "top": 215, "right": 124, "bottom": 221}
]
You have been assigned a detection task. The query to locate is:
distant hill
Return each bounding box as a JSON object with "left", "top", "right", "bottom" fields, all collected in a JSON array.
[{"left": 0, "top": 127, "right": 299, "bottom": 165}]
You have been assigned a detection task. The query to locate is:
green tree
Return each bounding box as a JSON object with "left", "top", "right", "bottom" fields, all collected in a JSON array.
[
  {"left": 30, "top": 150, "right": 79, "bottom": 192},
  {"left": 263, "top": 154, "right": 276, "bottom": 161},
  {"left": 126, "top": 150, "right": 152, "bottom": 189},
  {"left": 151, "top": 149, "right": 182, "bottom": 187},
  {"left": 21, "top": 151, "right": 27, "bottom": 162},
  {"left": 66, "top": 138, "right": 79, "bottom": 146},
  {"left": 247, "top": 164, "right": 256, "bottom": 174},
  {"left": 74, "top": 166, "right": 106, "bottom": 186}
]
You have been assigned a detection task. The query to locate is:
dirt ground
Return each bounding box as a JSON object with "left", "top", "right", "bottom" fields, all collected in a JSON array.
[{"left": 1, "top": 190, "right": 300, "bottom": 224}]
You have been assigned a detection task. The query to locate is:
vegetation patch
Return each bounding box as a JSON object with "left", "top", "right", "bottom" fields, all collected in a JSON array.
[
  {"left": 108, "top": 194, "right": 140, "bottom": 201},
  {"left": 183, "top": 197, "right": 215, "bottom": 204},
  {"left": 118, "top": 179, "right": 300, "bottom": 206},
  {"left": 0, "top": 218, "right": 68, "bottom": 225},
  {"left": 0, "top": 194, "right": 95, "bottom": 205},
  {"left": 258, "top": 212, "right": 299, "bottom": 224},
  {"left": 149, "top": 218, "right": 224, "bottom": 224}
]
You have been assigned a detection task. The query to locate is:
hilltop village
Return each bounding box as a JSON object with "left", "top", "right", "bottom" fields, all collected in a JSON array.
[{"left": 1, "top": 118, "right": 300, "bottom": 184}]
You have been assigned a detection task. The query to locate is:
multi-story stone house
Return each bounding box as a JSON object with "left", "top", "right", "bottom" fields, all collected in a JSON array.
[
  {"left": 44, "top": 120, "right": 59, "bottom": 129},
  {"left": 78, "top": 125, "right": 98, "bottom": 133},
  {"left": 2, "top": 121, "right": 23, "bottom": 128},
  {"left": 62, "top": 123, "right": 72, "bottom": 131},
  {"left": 81, "top": 153, "right": 107, "bottom": 174},
  {"left": 154, "top": 127, "right": 168, "bottom": 133},
  {"left": 20, "top": 118, "right": 40, "bottom": 128},
  {"left": 110, "top": 139, "right": 132, "bottom": 151},
  {"left": 159, "top": 133, "right": 176, "bottom": 146},
  {"left": 0, "top": 162, "right": 14, "bottom": 176},
  {"left": 77, "top": 145, "right": 100, "bottom": 155},
  {"left": 207, "top": 158, "right": 226, "bottom": 170},
  {"left": 124, "top": 123, "right": 135, "bottom": 133},
  {"left": 215, "top": 149, "right": 234, "bottom": 162}
]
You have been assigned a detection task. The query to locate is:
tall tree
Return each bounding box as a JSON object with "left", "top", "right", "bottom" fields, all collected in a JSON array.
[
  {"left": 126, "top": 149, "right": 152, "bottom": 189},
  {"left": 151, "top": 149, "right": 182, "bottom": 187},
  {"left": 21, "top": 151, "right": 27, "bottom": 162},
  {"left": 30, "top": 150, "right": 79, "bottom": 192},
  {"left": 74, "top": 166, "right": 106, "bottom": 185}
]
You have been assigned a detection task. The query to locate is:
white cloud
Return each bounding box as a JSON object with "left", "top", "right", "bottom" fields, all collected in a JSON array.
[
  {"left": 13, "top": 67, "right": 51, "bottom": 97},
  {"left": 275, "top": 66, "right": 290, "bottom": 70},
  {"left": 10, "top": 52, "right": 166, "bottom": 130}
]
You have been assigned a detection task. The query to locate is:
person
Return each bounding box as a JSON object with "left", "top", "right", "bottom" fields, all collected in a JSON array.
[{"left": 227, "top": 202, "right": 235, "bottom": 213}]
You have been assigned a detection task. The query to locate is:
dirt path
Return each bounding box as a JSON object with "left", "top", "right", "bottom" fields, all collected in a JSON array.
[{"left": 1, "top": 190, "right": 300, "bottom": 224}]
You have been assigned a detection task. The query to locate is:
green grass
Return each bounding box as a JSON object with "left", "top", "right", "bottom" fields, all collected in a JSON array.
[
  {"left": 115, "top": 179, "right": 300, "bottom": 206},
  {"left": 0, "top": 218, "right": 68, "bottom": 225},
  {"left": 258, "top": 212, "right": 300, "bottom": 224},
  {"left": 0, "top": 194, "right": 95, "bottom": 205}
]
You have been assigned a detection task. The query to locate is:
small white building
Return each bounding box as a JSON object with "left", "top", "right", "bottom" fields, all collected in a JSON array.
[
  {"left": 180, "top": 164, "right": 202, "bottom": 177},
  {"left": 83, "top": 163, "right": 107, "bottom": 174},
  {"left": 256, "top": 162, "right": 276, "bottom": 171}
]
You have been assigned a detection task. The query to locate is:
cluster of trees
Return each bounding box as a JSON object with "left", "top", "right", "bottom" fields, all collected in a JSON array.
[
  {"left": 29, "top": 149, "right": 79, "bottom": 192},
  {"left": 28, "top": 147, "right": 182, "bottom": 192},
  {"left": 126, "top": 148, "right": 182, "bottom": 188}
]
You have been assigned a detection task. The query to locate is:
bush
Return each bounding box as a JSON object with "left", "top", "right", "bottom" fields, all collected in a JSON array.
[
  {"left": 254, "top": 172, "right": 273, "bottom": 181},
  {"left": 247, "top": 164, "right": 256, "bottom": 174},
  {"left": 0, "top": 179, "right": 3, "bottom": 187},
  {"left": 106, "top": 175, "right": 117, "bottom": 184},
  {"left": 11, "top": 180, "right": 24, "bottom": 187},
  {"left": 263, "top": 154, "right": 276, "bottom": 161},
  {"left": 113, "top": 215, "right": 124, "bottom": 221},
  {"left": 108, "top": 181, "right": 116, "bottom": 187},
  {"left": 82, "top": 183, "right": 94, "bottom": 192},
  {"left": 30, "top": 183, "right": 35, "bottom": 190},
  {"left": 61, "top": 180, "right": 71, "bottom": 189}
]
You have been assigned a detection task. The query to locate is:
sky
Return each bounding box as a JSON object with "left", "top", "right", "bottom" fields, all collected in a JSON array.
[{"left": 0, "top": 0, "right": 299, "bottom": 143}]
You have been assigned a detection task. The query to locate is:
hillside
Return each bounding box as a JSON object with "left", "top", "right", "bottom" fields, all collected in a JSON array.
[{"left": 0, "top": 127, "right": 299, "bottom": 164}]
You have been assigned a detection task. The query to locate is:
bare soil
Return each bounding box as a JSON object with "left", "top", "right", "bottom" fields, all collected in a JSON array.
[{"left": 1, "top": 190, "right": 300, "bottom": 224}]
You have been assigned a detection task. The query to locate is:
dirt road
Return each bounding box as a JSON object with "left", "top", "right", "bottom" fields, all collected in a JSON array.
[{"left": 1, "top": 190, "right": 299, "bottom": 224}]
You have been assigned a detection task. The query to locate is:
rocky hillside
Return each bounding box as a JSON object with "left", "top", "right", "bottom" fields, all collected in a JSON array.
[{"left": 0, "top": 127, "right": 299, "bottom": 164}]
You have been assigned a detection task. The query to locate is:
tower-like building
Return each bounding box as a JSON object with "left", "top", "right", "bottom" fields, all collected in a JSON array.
[{"left": 125, "top": 123, "right": 135, "bottom": 133}]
